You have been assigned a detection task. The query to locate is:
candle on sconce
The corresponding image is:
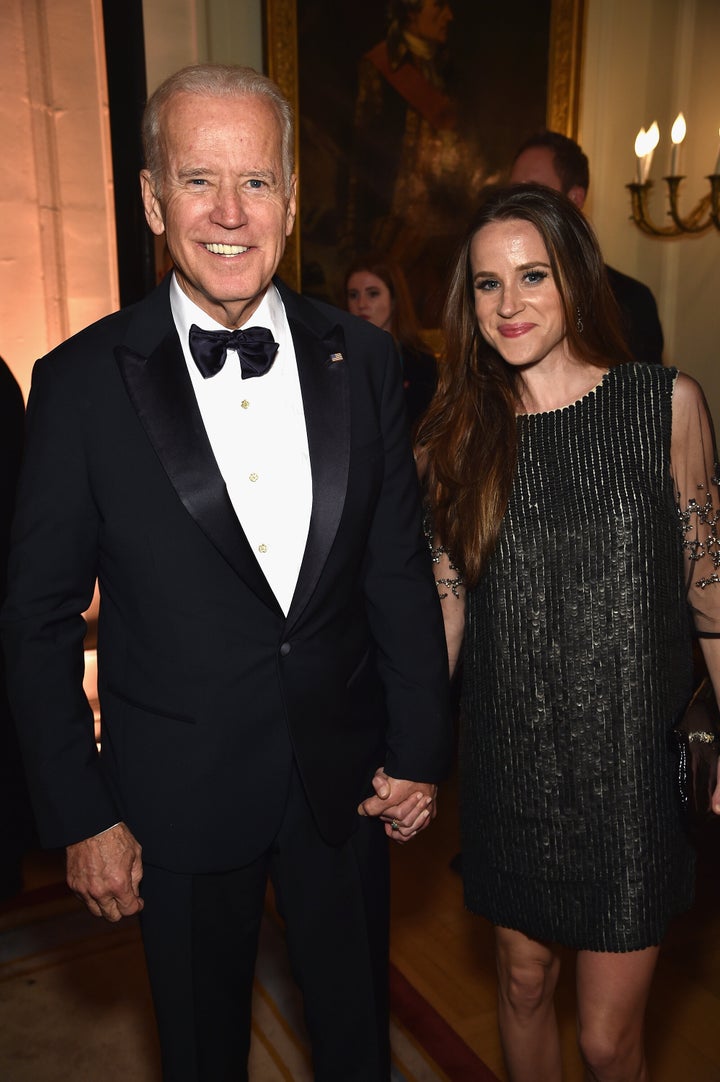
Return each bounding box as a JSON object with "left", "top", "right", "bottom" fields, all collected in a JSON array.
[
  {"left": 670, "top": 112, "right": 686, "bottom": 175},
  {"left": 634, "top": 127, "right": 647, "bottom": 184},
  {"left": 627, "top": 113, "right": 720, "bottom": 236},
  {"left": 644, "top": 121, "right": 659, "bottom": 181},
  {"left": 633, "top": 124, "right": 659, "bottom": 183}
]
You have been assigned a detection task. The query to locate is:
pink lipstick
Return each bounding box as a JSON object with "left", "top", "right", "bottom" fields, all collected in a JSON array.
[{"left": 498, "top": 323, "right": 534, "bottom": 338}]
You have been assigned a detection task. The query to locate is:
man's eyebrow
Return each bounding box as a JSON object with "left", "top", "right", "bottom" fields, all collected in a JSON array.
[
  {"left": 176, "top": 167, "right": 214, "bottom": 179},
  {"left": 243, "top": 169, "right": 279, "bottom": 182}
]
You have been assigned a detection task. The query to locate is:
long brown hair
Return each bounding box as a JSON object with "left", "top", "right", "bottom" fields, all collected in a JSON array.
[
  {"left": 417, "top": 183, "right": 633, "bottom": 588},
  {"left": 343, "top": 253, "right": 430, "bottom": 355}
]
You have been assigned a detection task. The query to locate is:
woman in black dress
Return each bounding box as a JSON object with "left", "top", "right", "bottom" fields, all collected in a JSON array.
[{"left": 417, "top": 184, "right": 720, "bottom": 1082}]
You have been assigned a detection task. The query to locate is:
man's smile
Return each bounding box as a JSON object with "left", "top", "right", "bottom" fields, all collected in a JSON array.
[{"left": 203, "top": 243, "right": 249, "bottom": 256}]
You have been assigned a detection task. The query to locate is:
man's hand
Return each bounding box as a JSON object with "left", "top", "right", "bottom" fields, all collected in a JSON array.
[
  {"left": 357, "top": 767, "right": 437, "bottom": 843},
  {"left": 66, "top": 822, "right": 144, "bottom": 922}
]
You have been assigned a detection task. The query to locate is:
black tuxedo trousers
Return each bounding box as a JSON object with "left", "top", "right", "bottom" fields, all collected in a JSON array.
[{"left": 141, "top": 764, "right": 391, "bottom": 1081}]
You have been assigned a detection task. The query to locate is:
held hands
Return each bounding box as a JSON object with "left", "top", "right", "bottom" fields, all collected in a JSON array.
[
  {"left": 357, "top": 767, "right": 437, "bottom": 843},
  {"left": 66, "top": 822, "right": 144, "bottom": 922},
  {"left": 713, "top": 758, "right": 720, "bottom": 817}
]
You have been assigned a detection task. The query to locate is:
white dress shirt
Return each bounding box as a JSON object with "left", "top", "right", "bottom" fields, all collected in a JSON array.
[{"left": 170, "top": 276, "right": 312, "bottom": 616}]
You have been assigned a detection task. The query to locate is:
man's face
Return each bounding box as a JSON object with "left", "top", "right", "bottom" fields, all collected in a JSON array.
[
  {"left": 509, "top": 146, "right": 564, "bottom": 192},
  {"left": 509, "top": 145, "right": 586, "bottom": 209},
  {"left": 407, "top": 0, "right": 453, "bottom": 45},
  {"left": 141, "top": 92, "right": 296, "bottom": 328}
]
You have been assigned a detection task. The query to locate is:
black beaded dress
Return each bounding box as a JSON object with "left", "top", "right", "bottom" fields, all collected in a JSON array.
[{"left": 447, "top": 363, "right": 720, "bottom": 952}]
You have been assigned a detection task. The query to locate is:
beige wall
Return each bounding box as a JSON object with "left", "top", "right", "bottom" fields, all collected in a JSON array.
[
  {"left": 0, "top": 0, "right": 117, "bottom": 399},
  {"left": 580, "top": 0, "right": 720, "bottom": 422},
  {"left": 143, "top": 0, "right": 262, "bottom": 93}
]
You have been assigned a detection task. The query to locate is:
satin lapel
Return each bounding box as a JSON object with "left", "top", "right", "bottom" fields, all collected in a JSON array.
[
  {"left": 284, "top": 308, "right": 350, "bottom": 632},
  {"left": 115, "top": 327, "right": 283, "bottom": 615}
]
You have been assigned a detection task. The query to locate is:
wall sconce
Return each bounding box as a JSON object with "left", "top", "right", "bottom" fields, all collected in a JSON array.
[{"left": 627, "top": 114, "right": 720, "bottom": 237}]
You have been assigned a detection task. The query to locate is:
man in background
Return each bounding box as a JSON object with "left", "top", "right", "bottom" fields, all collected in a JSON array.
[{"left": 510, "top": 130, "right": 664, "bottom": 365}]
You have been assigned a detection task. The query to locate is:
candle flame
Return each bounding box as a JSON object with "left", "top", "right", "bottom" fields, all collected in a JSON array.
[
  {"left": 671, "top": 112, "right": 686, "bottom": 145},
  {"left": 634, "top": 127, "right": 648, "bottom": 157},
  {"left": 647, "top": 121, "right": 660, "bottom": 150}
]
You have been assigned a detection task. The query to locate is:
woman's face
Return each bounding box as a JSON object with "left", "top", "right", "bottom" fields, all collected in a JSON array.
[
  {"left": 469, "top": 218, "right": 567, "bottom": 370},
  {"left": 346, "top": 271, "right": 394, "bottom": 333}
]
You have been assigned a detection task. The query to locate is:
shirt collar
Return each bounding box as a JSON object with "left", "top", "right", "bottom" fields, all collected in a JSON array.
[{"left": 170, "top": 274, "right": 283, "bottom": 348}]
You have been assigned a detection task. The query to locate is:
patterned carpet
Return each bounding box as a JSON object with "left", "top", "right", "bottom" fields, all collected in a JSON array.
[{"left": 0, "top": 883, "right": 497, "bottom": 1081}]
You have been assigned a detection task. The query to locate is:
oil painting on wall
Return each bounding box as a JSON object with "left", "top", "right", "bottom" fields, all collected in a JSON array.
[{"left": 266, "top": 0, "right": 583, "bottom": 326}]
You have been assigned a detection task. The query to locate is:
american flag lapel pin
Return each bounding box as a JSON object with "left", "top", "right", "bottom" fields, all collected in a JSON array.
[{"left": 329, "top": 352, "right": 344, "bottom": 363}]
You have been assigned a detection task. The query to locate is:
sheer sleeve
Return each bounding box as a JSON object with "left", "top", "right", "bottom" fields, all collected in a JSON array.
[
  {"left": 422, "top": 508, "right": 464, "bottom": 600},
  {"left": 422, "top": 508, "right": 465, "bottom": 675},
  {"left": 671, "top": 372, "right": 720, "bottom": 636}
]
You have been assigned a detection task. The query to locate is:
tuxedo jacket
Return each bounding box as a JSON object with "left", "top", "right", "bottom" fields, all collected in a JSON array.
[
  {"left": 2, "top": 276, "right": 451, "bottom": 874},
  {"left": 605, "top": 265, "right": 664, "bottom": 366}
]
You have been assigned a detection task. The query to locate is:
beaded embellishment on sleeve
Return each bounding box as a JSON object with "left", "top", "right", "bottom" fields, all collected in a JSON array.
[
  {"left": 423, "top": 508, "right": 464, "bottom": 599},
  {"left": 678, "top": 468, "right": 720, "bottom": 588}
]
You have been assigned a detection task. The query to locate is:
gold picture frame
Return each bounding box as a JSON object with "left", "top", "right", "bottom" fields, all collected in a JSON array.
[{"left": 265, "top": 0, "right": 585, "bottom": 297}]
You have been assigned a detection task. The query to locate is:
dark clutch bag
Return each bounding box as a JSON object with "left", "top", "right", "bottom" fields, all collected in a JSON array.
[{"left": 673, "top": 677, "right": 720, "bottom": 827}]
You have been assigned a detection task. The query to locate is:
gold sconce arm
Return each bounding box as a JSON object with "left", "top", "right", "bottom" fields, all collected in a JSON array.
[{"left": 628, "top": 176, "right": 720, "bottom": 237}]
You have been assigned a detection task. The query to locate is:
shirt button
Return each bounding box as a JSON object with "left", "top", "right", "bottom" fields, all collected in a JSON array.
[
  {"left": 241, "top": 400, "right": 250, "bottom": 409},
  {"left": 279, "top": 642, "right": 291, "bottom": 657},
  {"left": 258, "top": 543, "right": 268, "bottom": 554},
  {"left": 249, "top": 472, "right": 259, "bottom": 482}
]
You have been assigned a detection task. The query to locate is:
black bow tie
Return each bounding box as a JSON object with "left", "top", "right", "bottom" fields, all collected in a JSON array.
[{"left": 188, "top": 323, "right": 279, "bottom": 380}]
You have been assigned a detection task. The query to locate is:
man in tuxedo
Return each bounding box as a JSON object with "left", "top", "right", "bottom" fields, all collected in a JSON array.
[
  {"left": 510, "top": 130, "right": 665, "bottom": 365},
  {"left": 1, "top": 65, "right": 451, "bottom": 1081}
]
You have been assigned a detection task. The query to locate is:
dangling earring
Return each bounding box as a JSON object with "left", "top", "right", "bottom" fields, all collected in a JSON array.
[{"left": 576, "top": 306, "right": 584, "bottom": 334}]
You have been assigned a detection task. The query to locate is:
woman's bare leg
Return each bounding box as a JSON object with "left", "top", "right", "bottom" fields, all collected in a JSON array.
[
  {"left": 576, "top": 946, "right": 660, "bottom": 1082},
  {"left": 494, "top": 925, "right": 563, "bottom": 1082}
]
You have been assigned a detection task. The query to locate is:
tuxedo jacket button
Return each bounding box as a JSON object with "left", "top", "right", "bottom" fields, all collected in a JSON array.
[{"left": 279, "top": 642, "right": 291, "bottom": 657}]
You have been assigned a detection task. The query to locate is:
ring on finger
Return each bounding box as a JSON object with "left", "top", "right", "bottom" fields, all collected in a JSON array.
[{"left": 391, "top": 819, "right": 400, "bottom": 831}]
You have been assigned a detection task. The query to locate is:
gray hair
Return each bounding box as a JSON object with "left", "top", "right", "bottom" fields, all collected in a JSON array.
[{"left": 142, "top": 64, "right": 295, "bottom": 195}]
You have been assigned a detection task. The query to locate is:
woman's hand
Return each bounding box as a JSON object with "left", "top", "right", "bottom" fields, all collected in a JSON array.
[{"left": 358, "top": 767, "right": 437, "bottom": 842}]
